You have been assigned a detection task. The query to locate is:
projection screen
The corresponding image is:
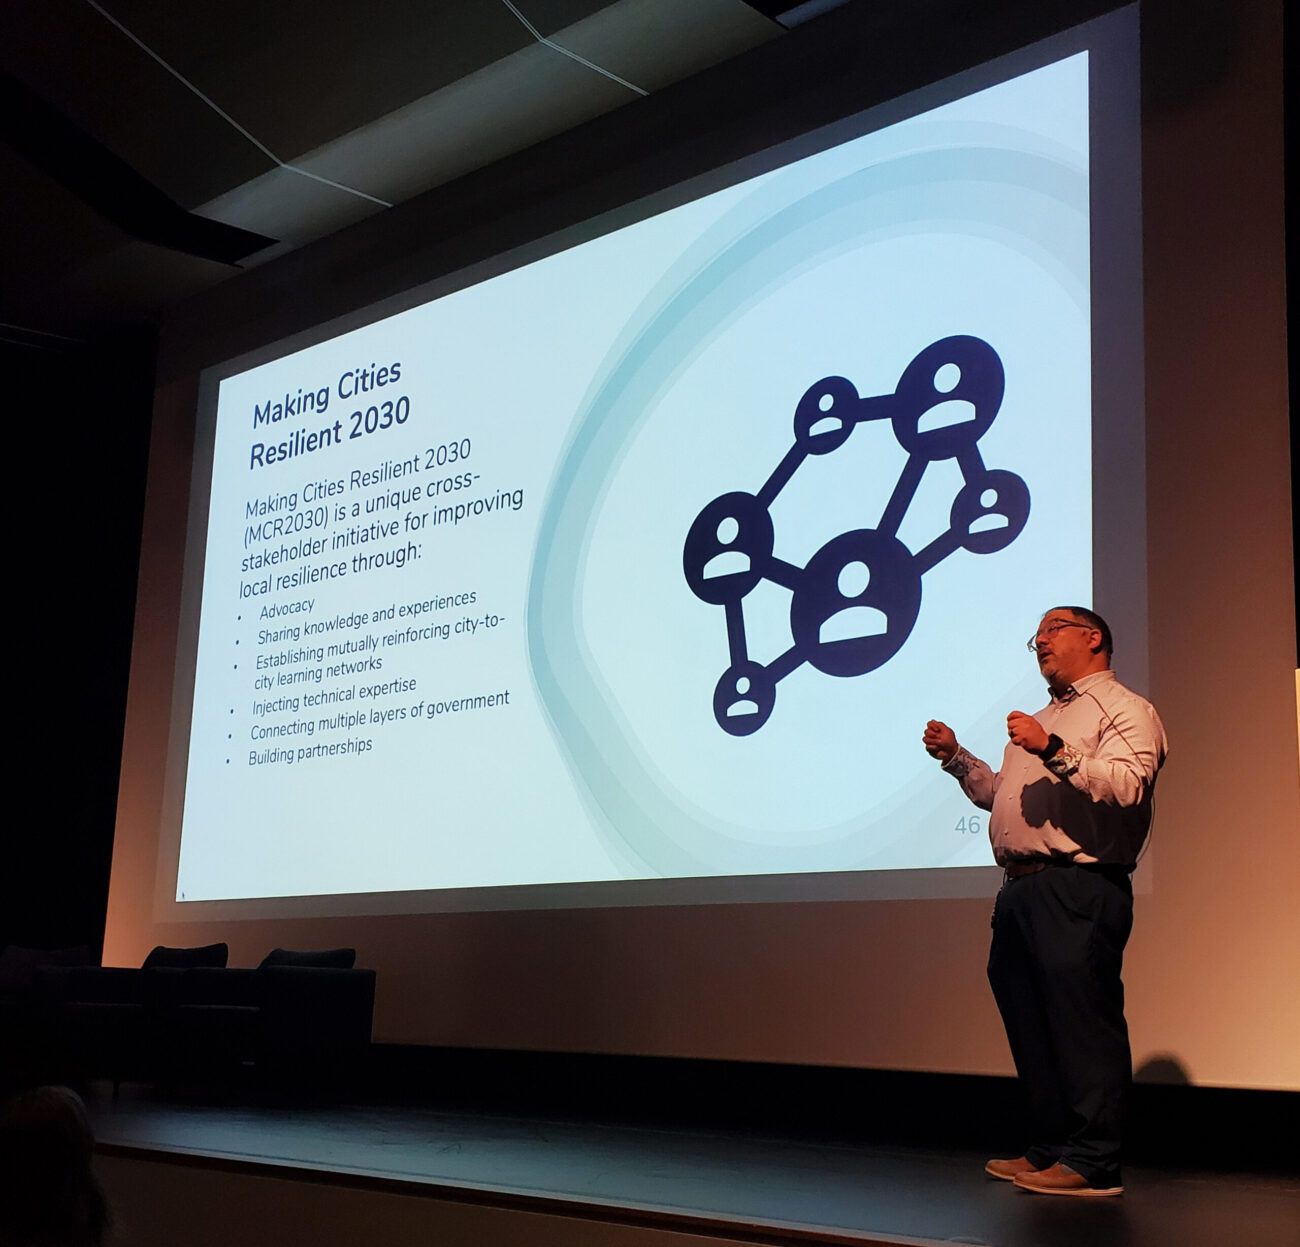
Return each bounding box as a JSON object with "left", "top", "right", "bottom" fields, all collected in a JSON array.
[{"left": 156, "top": 10, "right": 1144, "bottom": 918}]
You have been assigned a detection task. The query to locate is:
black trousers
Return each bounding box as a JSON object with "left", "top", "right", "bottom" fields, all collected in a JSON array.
[{"left": 987, "top": 864, "right": 1134, "bottom": 1187}]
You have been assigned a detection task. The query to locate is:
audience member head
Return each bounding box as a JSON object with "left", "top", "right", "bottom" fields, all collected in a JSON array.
[{"left": 0, "top": 1085, "right": 111, "bottom": 1247}]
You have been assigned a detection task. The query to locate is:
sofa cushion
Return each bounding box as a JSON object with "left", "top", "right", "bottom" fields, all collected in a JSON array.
[
  {"left": 142, "top": 942, "right": 228, "bottom": 970},
  {"left": 258, "top": 947, "right": 356, "bottom": 970}
]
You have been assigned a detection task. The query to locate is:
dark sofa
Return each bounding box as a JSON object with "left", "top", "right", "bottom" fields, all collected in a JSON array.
[
  {"left": 0, "top": 944, "right": 98, "bottom": 1091},
  {"left": 41, "top": 943, "right": 229, "bottom": 1086},
  {"left": 42, "top": 945, "right": 375, "bottom": 1090}
]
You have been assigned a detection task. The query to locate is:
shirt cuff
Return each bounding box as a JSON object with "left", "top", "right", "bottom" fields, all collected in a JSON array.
[
  {"left": 942, "top": 747, "right": 972, "bottom": 778},
  {"left": 1043, "top": 739, "right": 1083, "bottom": 778}
]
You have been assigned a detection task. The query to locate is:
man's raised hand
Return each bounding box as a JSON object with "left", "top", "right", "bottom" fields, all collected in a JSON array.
[
  {"left": 1007, "top": 711, "right": 1049, "bottom": 754},
  {"left": 923, "top": 720, "right": 958, "bottom": 763}
]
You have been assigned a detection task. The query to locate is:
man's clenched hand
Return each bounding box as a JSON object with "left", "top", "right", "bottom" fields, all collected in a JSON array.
[
  {"left": 1007, "top": 711, "right": 1049, "bottom": 755},
  {"left": 923, "top": 720, "right": 959, "bottom": 763}
]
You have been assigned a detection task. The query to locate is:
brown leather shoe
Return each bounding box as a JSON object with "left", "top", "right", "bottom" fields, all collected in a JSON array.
[
  {"left": 1013, "top": 1162, "right": 1123, "bottom": 1197},
  {"left": 984, "top": 1156, "right": 1042, "bottom": 1181}
]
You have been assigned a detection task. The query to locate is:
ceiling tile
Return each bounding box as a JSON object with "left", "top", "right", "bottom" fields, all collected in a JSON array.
[
  {"left": 98, "top": 0, "right": 540, "bottom": 158},
  {"left": 195, "top": 39, "right": 635, "bottom": 251},
  {"left": 1, "top": 0, "right": 275, "bottom": 208},
  {"left": 194, "top": 164, "right": 383, "bottom": 253},
  {"left": 550, "top": 0, "right": 779, "bottom": 92},
  {"left": 0, "top": 0, "right": 787, "bottom": 337},
  {"left": 511, "top": 0, "right": 623, "bottom": 36}
]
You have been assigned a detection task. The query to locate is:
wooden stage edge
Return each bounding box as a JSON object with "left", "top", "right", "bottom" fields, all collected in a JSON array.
[
  {"left": 84, "top": 1074, "right": 1298, "bottom": 1247},
  {"left": 96, "top": 1141, "right": 934, "bottom": 1247}
]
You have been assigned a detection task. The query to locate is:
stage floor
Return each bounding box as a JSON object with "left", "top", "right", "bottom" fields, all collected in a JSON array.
[{"left": 89, "top": 1092, "right": 1299, "bottom": 1247}]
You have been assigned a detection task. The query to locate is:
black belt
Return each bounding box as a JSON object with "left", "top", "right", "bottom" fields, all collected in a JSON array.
[{"left": 1003, "top": 858, "right": 1133, "bottom": 881}]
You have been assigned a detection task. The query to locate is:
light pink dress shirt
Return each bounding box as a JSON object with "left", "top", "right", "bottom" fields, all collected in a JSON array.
[{"left": 942, "top": 670, "right": 1168, "bottom": 866}]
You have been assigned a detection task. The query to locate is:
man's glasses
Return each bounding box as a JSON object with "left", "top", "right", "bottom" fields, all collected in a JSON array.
[{"left": 1026, "top": 621, "right": 1092, "bottom": 652}]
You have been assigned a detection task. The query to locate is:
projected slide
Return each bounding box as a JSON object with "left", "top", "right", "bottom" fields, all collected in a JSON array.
[{"left": 177, "top": 51, "right": 1094, "bottom": 901}]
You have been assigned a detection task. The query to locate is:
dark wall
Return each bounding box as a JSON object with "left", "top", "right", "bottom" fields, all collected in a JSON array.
[
  {"left": 1, "top": 329, "right": 155, "bottom": 953},
  {"left": 1287, "top": 0, "right": 1299, "bottom": 662}
]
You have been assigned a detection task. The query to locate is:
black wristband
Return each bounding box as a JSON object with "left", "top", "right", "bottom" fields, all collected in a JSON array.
[{"left": 1039, "top": 733, "right": 1064, "bottom": 761}]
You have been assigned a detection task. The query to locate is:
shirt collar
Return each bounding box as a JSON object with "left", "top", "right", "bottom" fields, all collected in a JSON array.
[{"left": 1050, "top": 669, "right": 1116, "bottom": 703}]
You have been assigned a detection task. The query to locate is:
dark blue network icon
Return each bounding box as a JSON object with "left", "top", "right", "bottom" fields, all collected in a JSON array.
[{"left": 683, "top": 335, "right": 1029, "bottom": 736}]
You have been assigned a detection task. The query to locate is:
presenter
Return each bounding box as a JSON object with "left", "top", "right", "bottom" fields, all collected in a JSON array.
[{"left": 922, "top": 607, "right": 1167, "bottom": 1197}]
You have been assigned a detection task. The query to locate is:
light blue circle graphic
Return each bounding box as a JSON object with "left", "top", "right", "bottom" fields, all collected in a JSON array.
[{"left": 527, "top": 140, "right": 1089, "bottom": 878}]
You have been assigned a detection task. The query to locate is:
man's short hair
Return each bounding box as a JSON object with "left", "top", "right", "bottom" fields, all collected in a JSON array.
[{"left": 1050, "top": 605, "right": 1114, "bottom": 657}]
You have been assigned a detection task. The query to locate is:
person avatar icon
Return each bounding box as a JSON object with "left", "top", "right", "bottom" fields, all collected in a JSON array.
[
  {"left": 809, "top": 392, "right": 845, "bottom": 439},
  {"left": 917, "top": 361, "right": 978, "bottom": 434},
  {"left": 794, "top": 376, "right": 859, "bottom": 455},
  {"left": 725, "top": 674, "right": 761, "bottom": 718},
  {"left": 950, "top": 470, "right": 1030, "bottom": 555},
  {"left": 684, "top": 492, "right": 773, "bottom": 606},
  {"left": 792, "top": 528, "right": 922, "bottom": 679},
  {"left": 892, "top": 336, "right": 1004, "bottom": 462},
  {"left": 819, "top": 560, "right": 887, "bottom": 643},
  {"left": 712, "top": 660, "right": 775, "bottom": 735},
  {"left": 702, "top": 516, "right": 751, "bottom": 580},
  {"left": 970, "top": 487, "right": 1008, "bottom": 534}
]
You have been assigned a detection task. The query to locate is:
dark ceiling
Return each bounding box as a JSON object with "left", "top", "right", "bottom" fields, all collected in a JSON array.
[{"left": 1, "top": 0, "right": 827, "bottom": 345}]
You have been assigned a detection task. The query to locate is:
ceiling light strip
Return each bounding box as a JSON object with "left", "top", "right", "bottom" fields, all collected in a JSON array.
[
  {"left": 83, "top": 0, "right": 393, "bottom": 208},
  {"left": 497, "top": 0, "right": 649, "bottom": 97}
]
